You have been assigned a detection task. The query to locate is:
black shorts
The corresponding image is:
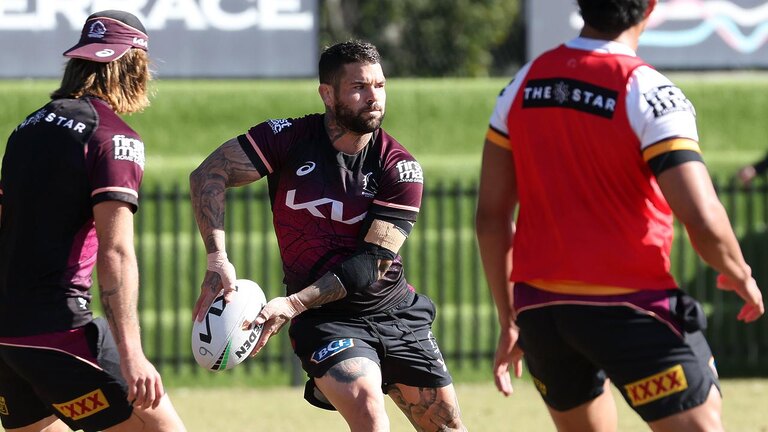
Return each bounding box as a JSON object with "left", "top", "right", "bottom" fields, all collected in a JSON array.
[
  {"left": 0, "top": 318, "right": 133, "bottom": 431},
  {"left": 516, "top": 288, "right": 719, "bottom": 422},
  {"left": 289, "top": 290, "right": 453, "bottom": 410}
]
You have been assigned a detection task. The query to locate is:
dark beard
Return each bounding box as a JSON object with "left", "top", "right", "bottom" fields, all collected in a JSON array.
[{"left": 333, "top": 101, "right": 384, "bottom": 134}]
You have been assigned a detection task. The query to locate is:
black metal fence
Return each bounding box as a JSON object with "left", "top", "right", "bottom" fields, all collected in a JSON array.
[{"left": 128, "top": 178, "right": 767, "bottom": 382}]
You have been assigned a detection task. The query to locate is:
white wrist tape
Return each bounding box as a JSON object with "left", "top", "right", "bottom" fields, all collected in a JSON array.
[
  {"left": 207, "top": 251, "right": 230, "bottom": 272},
  {"left": 286, "top": 293, "right": 308, "bottom": 314},
  {"left": 206, "top": 251, "right": 237, "bottom": 290}
]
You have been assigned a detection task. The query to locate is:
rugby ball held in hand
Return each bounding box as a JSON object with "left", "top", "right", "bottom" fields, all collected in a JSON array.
[{"left": 191, "top": 279, "right": 267, "bottom": 371}]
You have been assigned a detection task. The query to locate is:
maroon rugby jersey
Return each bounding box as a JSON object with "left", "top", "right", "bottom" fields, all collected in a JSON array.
[
  {"left": 0, "top": 97, "right": 144, "bottom": 336},
  {"left": 238, "top": 114, "right": 424, "bottom": 315}
]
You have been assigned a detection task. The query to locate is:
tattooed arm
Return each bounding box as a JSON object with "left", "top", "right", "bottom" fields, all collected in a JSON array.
[
  {"left": 250, "top": 271, "right": 347, "bottom": 356},
  {"left": 94, "top": 201, "right": 164, "bottom": 410},
  {"left": 189, "top": 138, "right": 262, "bottom": 320},
  {"left": 190, "top": 138, "right": 262, "bottom": 253}
]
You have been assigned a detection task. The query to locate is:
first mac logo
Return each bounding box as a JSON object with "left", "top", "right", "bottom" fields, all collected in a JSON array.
[{"left": 53, "top": 389, "right": 110, "bottom": 420}]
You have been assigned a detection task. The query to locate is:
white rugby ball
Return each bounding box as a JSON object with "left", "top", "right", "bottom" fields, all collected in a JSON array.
[{"left": 191, "top": 279, "right": 267, "bottom": 371}]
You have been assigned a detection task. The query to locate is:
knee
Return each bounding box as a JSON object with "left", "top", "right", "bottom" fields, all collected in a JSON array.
[
  {"left": 345, "top": 392, "right": 390, "bottom": 431},
  {"left": 426, "top": 412, "right": 465, "bottom": 432}
]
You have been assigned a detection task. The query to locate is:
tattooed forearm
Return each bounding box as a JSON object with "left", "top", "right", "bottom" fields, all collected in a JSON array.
[
  {"left": 99, "top": 280, "right": 138, "bottom": 347},
  {"left": 100, "top": 286, "right": 124, "bottom": 344},
  {"left": 296, "top": 272, "right": 348, "bottom": 308},
  {"left": 190, "top": 173, "right": 225, "bottom": 252},
  {"left": 190, "top": 138, "right": 262, "bottom": 253}
]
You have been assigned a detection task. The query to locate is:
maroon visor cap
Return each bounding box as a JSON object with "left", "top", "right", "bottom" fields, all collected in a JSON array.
[{"left": 63, "top": 10, "right": 148, "bottom": 63}]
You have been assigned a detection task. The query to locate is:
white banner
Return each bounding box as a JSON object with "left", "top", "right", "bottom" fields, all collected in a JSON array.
[
  {"left": 0, "top": 0, "right": 318, "bottom": 78},
  {"left": 527, "top": 0, "right": 768, "bottom": 69}
]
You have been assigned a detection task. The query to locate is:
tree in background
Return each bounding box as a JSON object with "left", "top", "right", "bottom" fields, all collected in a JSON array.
[{"left": 320, "top": 0, "right": 523, "bottom": 77}]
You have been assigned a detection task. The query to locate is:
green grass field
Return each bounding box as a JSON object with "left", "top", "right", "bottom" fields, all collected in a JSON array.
[
  {"left": 168, "top": 379, "right": 768, "bottom": 432},
  {"left": 1, "top": 379, "right": 765, "bottom": 431}
]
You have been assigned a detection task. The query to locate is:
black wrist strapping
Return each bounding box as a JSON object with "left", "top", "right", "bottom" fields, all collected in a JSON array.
[{"left": 330, "top": 252, "right": 379, "bottom": 293}]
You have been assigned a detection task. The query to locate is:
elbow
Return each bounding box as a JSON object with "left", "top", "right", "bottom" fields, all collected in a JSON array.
[
  {"left": 475, "top": 208, "right": 492, "bottom": 234},
  {"left": 679, "top": 199, "right": 729, "bottom": 239},
  {"left": 475, "top": 208, "right": 508, "bottom": 238},
  {"left": 189, "top": 167, "right": 204, "bottom": 191}
]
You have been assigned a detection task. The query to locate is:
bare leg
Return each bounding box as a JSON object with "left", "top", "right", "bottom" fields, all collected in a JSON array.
[
  {"left": 314, "top": 357, "right": 390, "bottom": 432},
  {"left": 648, "top": 385, "right": 723, "bottom": 432},
  {"left": 6, "top": 415, "right": 71, "bottom": 432},
  {"left": 547, "top": 381, "right": 618, "bottom": 432},
  {"left": 386, "top": 383, "right": 466, "bottom": 432},
  {"left": 104, "top": 394, "right": 186, "bottom": 432}
]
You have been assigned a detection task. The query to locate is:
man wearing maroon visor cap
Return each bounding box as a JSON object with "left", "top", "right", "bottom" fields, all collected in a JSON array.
[
  {"left": 64, "top": 10, "right": 149, "bottom": 63},
  {"left": 0, "top": 10, "right": 187, "bottom": 432}
]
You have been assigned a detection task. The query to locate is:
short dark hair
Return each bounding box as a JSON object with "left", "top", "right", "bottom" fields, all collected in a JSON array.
[
  {"left": 318, "top": 40, "right": 381, "bottom": 87},
  {"left": 577, "top": 0, "right": 649, "bottom": 34}
]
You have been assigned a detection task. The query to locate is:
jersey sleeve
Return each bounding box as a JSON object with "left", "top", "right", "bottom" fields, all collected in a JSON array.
[
  {"left": 371, "top": 152, "right": 424, "bottom": 225},
  {"left": 626, "top": 66, "right": 704, "bottom": 175},
  {"left": 237, "top": 118, "right": 296, "bottom": 176},
  {"left": 626, "top": 66, "right": 700, "bottom": 152},
  {"left": 486, "top": 62, "right": 532, "bottom": 150},
  {"left": 87, "top": 133, "right": 144, "bottom": 212}
]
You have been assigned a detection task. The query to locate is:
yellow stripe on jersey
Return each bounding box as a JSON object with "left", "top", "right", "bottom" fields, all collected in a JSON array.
[
  {"left": 528, "top": 279, "right": 640, "bottom": 295},
  {"left": 486, "top": 127, "right": 511, "bottom": 150},
  {"left": 642, "top": 138, "right": 701, "bottom": 162}
]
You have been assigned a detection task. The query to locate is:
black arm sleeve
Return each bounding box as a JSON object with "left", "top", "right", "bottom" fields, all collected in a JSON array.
[
  {"left": 329, "top": 210, "right": 410, "bottom": 293},
  {"left": 648, "top": 149, "right": 704, "bottom": 177}
]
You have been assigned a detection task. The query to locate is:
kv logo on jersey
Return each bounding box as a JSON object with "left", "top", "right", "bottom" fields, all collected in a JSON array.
[{"left": 285, "top": 190, "right": 367, "bottom": 225}]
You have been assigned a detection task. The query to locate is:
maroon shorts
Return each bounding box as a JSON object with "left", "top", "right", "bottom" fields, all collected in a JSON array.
[
  {"left": 515, "top": 283, "right": 720, "bottom": 422},
  {"left": 0, "top": 318, "right": 133, "bottom": 431}
]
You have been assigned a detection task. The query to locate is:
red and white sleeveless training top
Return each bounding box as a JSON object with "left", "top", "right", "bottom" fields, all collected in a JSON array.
[{"left": 487, "top": 38, "right": 700, "bottom": 291}]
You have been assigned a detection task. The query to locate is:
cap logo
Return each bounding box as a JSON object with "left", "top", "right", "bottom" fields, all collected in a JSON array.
[
  {"left": 95, "top": 49, "right": 115, "bottom": 58},
  {"left": 87, "top": 21, "right": 107, "bottom": 39}
]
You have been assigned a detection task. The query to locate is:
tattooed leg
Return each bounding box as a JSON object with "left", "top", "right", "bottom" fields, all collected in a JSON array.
[
  {"left": 315, "top": 357, "right": 390, "bottom": 432},
  {"left": 386, "top": 383, "right": 467, "bottom": 432}
]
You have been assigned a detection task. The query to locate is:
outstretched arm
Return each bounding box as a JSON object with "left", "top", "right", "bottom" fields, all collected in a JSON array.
[
  {"left": 249, "top": 216, "right": 413, "bottom": 355},
  {"left": 250, "top": 207, "right": 416, "bottom": 355},
  {"left": 94, "top": 200, "right": 163, "bottom": 409},
  {"left": 475, "top": 140, "right": 524, "bottom": 395},
  {"left": 189, "top": 137, "right": 262, "bottom": 321},
  {"left": 657, "top": 160, "right": 764, "bottom": 322}
]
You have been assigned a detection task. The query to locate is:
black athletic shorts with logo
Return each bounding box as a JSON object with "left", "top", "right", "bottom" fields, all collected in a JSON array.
[
  {"left": 289, "top": 290, "right": 453, "bottom": 410},
  {"left": 0, "top": 318, "right": 133, "bottom": 431},
  {"left": 515, "top": 284, "right": 720, "bottom": 422}
]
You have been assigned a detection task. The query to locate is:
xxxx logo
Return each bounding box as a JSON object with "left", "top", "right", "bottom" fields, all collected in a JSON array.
[
  {"left": 53, "top": 389, "right": 110, "bottom": 420},
  {"left": 625, "top": 364, "right": 688, "bottom": 407}
]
